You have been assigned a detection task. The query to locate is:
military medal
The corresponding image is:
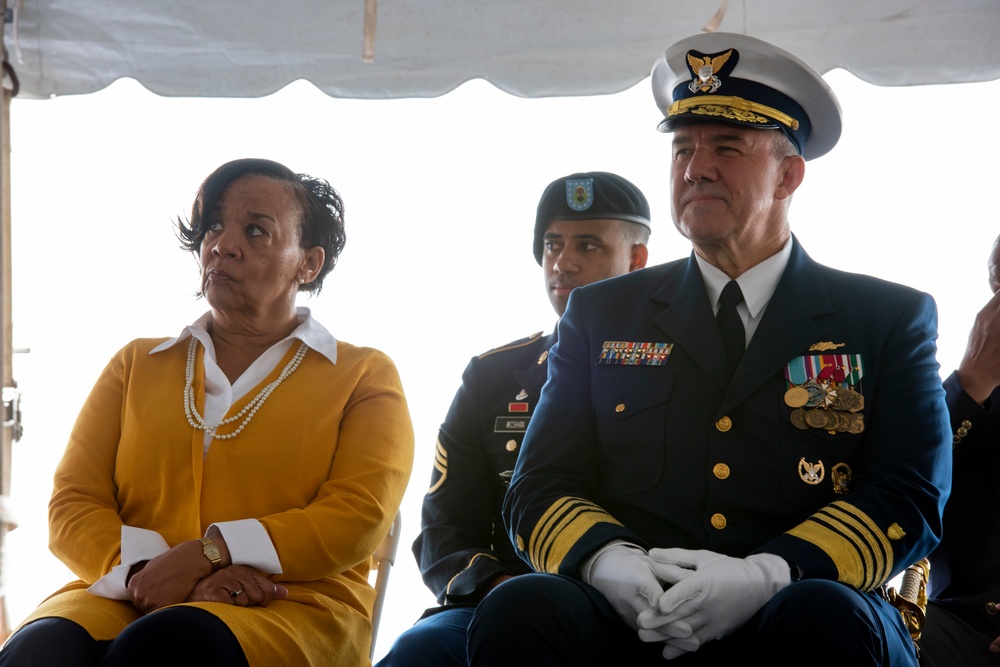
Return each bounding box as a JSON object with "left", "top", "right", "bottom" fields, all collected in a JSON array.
[
  {"left": 784, "top": 352, "right": 866, "bottom": 435},
  {"left": 832, "top": 386, "right": 864, "bottom": 413},
  {"left": 848, "top": 413, "right": 865, "bottom": 434},
  {"left": 784, "top": 386, "right": 809, "bottom": 408},
  {"left": 805, "top": 408, "right": 829, "bottom": 429}
]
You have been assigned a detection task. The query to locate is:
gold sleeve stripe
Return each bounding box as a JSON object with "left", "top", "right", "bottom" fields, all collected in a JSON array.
[
  {"left": 529, "top": 496, "right": 622, "bottom": 573},
  {"left": 811, "top": 513, "right": 879, "bottom": 589},
  {"left": 444, "top": 552, "right": 501, "bottom": 595},
  {"left": 822, "top": 504, "right": 892, "bottom": 578},
  {"left": 822, "top": 502, "right": 893, "bottom": 587},
  {"left": 428, "top": 439, "right": 447, "bottom": 494},
  {"left": 786, "top": 500, "right": 893, "bottom": 591}
]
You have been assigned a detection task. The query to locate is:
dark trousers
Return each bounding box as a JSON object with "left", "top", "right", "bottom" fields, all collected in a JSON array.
[
  {"left": 918, "top": 602, "right": 1000, "bottom": 666},
  {"left": 0, "top": 607, "right": 249, "bottom": 667},
  {"left": 375, "top": 606, "right": 474, "bottom": 667},
  {"left": 467, "top": 573, "right": 918, "bottom": 666}
]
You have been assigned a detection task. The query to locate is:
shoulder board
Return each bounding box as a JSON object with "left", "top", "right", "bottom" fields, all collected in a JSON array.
[{"left": 477, "top": 331, "right": 546, "bottom": 360}]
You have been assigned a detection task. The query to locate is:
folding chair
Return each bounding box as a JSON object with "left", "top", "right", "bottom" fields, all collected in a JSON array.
[{"left": 370, "top": 510, "right": 402, "bottom": 660}]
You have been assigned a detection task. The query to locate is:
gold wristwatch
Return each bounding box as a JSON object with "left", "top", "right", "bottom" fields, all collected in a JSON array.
[{"left": 199, "top": 536, "right": 224, "bottom": 572}]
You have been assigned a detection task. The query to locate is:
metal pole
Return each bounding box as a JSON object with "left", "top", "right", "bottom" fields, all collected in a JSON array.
[{"left": 0, "top": 0, "right": 17, "bottom": 640}]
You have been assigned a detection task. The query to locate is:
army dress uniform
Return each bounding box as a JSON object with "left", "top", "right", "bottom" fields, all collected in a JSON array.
[
  {"left": 412, "top": 331, "right": 555, "bottom": 603},
  {"left": 377, "top": 169, "right": 650, "bottom": 667},
  {"left": 376, "top": 333, "right": 553, "bottom": 667},
  {"left": 920, "top": 374, "right": 1000, "bottom": 666}
]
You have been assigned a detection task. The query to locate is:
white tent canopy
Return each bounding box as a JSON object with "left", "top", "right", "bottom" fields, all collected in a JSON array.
[
  {"left": 5, "top": 0, "right": 1000, "bottom": 101},
  {"left": 2, "top": 0, "right": 1000, "bottom": 651}
]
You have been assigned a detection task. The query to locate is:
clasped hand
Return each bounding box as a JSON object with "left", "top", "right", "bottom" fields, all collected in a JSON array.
[
  {"left": 128, "top": 540, "right": 287, "bottom": 614},
  {"left": 586, "top": 544, "right": 668, "bottom": 631},
  {"left": 635, "top": 548, "right": 791, "bottom": 659}
]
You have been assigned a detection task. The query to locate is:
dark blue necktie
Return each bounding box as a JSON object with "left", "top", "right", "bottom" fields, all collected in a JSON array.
[{"left": 717, "top": 280, "right": 745, "bottom": 375}]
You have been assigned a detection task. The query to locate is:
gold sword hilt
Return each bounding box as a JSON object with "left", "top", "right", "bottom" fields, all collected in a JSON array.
[{"left": 886, "top": 558, "right": 931, "bottom": 643}]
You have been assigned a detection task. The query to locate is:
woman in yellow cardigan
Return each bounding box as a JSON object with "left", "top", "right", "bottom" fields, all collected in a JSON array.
[{"left": 0, "top": 158, "right": 414, "bottom": 667}]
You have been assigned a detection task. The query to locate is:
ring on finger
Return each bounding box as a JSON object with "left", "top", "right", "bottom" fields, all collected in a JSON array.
[{"left": 230, "top": 589, "right": 244, "bottom": 599}]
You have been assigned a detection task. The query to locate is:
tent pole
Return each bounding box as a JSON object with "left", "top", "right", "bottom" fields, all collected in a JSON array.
[{"left": 0, "top": 3, "right": 15, "bottom": 641}]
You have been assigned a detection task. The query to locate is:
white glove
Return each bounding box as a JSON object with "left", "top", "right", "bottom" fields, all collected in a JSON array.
[
  {"left": 637, "top": 549, "right": 791, "bottom": 659},
  {"left": 584, "top": 543, "right": 667, "bottom": 631}
]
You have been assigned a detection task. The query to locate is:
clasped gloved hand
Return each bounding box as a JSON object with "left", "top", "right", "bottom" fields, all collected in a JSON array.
[
  {"left": 584, "top": 543, "right": 668, "bottom": 631},
  {"left": 636, "top": 548, "right": 791, "bottom": 659}
]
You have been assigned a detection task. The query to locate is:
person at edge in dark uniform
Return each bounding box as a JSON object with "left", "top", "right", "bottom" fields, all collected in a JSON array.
[
  {"left": 919, "top": 231, "right": 1000, "bottom": 666},
  {"left": 375, "top": 171, "right": 651, "bottom": 666}
]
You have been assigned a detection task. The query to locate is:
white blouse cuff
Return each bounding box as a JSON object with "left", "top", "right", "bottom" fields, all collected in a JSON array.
[
  {"left": 213, "top": 519, "right": 282, "bottom": 574},
  {"left": 87, "top": 526, "right": 170, "bottom": 600}
]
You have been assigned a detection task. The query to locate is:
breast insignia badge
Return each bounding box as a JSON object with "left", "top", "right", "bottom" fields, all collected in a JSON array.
[
  {"left": 831, "top": 462, "right": 852, "bottom": 494},
  {"left": 798, "top": 458, "right": 825, "bottom": 485}
]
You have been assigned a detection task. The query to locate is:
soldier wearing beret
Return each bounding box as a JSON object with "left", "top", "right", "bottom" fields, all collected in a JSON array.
[
  {"left": 375, "top": 172, "right": 651, "bottom": 666},
  {"left": 920, "top": 232, "right": 1000, "bottom": 666},
  {"left": 468, "top": 32, "right": 952, "bottom": 666}
]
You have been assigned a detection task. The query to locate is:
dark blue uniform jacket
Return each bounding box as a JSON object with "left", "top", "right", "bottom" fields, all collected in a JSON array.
[
  {"left": 927, "top": 373, "right": 1000, "bottom": 637},
  {"left": 504, "top": 238, "right": 952, "bottom": 591}
]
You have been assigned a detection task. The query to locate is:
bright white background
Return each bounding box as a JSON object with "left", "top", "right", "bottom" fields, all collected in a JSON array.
[{"left": 4, "top": 69, "right": 999, "bottom": 662}]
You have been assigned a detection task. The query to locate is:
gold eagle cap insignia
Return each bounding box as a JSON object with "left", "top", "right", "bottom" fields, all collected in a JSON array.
[
  {"left": 809, "top": 341, "right": 846, "bottom": 352},
  {"left": 687, "top": 50, "right": 732, "bottom": 78}
]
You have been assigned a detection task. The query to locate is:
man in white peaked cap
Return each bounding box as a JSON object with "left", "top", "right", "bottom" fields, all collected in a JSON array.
[{"left": 466, "top": 32, "right": 951, "bottom": 666}]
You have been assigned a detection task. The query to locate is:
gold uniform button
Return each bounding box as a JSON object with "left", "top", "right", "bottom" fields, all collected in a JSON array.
[
  {"left": 615, "top": 403, "right": 626, "bottom": 413},
  {"left": 506, "top": 440, "right": 517, "bottom": 452},
  {"left": 713, "top": 463, "right": 730, "bottom": 479},
  {"left": 715, "top": 416, "right": 732, "bottom": 432},
  {"left": 710, "top": 513, "right": 727, "bottom": 530}
]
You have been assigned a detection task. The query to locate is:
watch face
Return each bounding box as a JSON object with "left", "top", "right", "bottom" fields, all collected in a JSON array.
[{"left": 201, "top": 538, "right": 221, "bottom": 562}]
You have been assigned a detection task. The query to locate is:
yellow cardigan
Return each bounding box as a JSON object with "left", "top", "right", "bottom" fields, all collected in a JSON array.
[{"left": 21, "top": 337, "right": 414, "bottom": 667}]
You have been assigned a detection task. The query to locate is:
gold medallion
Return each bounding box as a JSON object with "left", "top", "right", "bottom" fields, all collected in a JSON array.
[
  {"left": 833, "top": 386, "right": 863, "bottom": 413},
  {"left": 805, "top": 409, "right": 829, "bottom": 429},
  {"left": 784, "top": 386, "right": 809, "bottom": 408},
  {"left": 790, "top": 408, "right": 809, "bottom": 430},
  {"left": 833, "top": 411, "right": 851, "bottom": 433},
  {"left": 848, "top": 413, "right": 865, "bottom": 434}
]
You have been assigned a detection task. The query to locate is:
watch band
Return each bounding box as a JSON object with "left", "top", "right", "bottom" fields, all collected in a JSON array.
[{"left": 199, "top": 536, "right": 224, "bottom": 572}]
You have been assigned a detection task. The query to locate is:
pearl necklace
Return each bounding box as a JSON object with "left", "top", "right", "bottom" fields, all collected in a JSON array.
[{"left": 183, "top": 336, "right": 308, "bottom": 440}]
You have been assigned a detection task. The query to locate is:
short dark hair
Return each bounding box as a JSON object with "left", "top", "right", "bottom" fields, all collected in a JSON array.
[
  {"left": 620, "top": 219, "right": 651, "bottom": 247},
  {"left": 177, "top": 158, "right": 346, "bottom": 294}
]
